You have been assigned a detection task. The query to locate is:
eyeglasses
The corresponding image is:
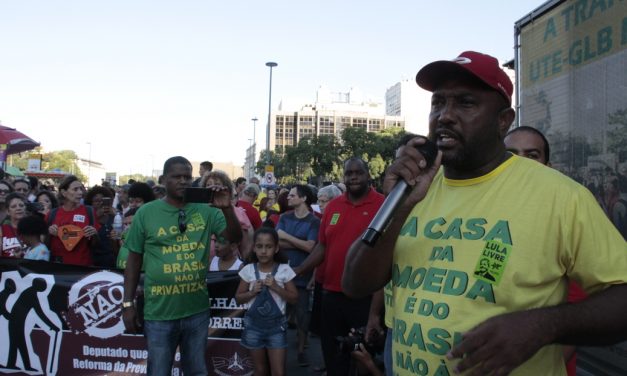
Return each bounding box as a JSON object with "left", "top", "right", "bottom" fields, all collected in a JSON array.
[
  {"left": 0, "top": 189, "right": 9, "bottom": 194},
  {"left": 178, "top": 209, "right": 187, "bottom": 234}
]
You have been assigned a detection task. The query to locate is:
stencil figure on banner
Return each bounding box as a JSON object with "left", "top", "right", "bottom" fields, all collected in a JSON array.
[{"left": 0, "top": 275, "right": 61, "bottom": 374}]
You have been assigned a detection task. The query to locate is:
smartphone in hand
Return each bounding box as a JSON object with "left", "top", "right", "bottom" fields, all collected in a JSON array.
[{"left": 184, "top": 187, "right": 215, "bottom": 203}]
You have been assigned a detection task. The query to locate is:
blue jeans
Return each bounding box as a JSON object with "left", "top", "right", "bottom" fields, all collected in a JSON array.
[
  {"left": 384, "top": 328, "right": 393, "bottom": 376},
  {"left": 144, "top": 309, "right": 210, "bottom": 376}
]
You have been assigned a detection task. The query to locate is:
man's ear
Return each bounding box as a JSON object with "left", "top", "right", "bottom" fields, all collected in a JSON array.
[{"left": 498, "top": 108, "right": 516, "bottom": 137}]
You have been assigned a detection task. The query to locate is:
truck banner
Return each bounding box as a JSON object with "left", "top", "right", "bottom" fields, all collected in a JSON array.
[
  {"left": 516, "top": 0, "right": 627, "bottom": 239},
  {"left": 0, "top": 259, "right": 253, "bottom": 376}
]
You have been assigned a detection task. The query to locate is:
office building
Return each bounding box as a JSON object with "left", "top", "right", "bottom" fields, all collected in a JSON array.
[{"left": 270, "top": 86, "right": 405, "bottom": 151}]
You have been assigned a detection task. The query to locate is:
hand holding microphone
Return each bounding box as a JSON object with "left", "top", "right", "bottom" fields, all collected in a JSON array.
[{"left": 361, "top": 137, "right": 440, "bottom": 246}]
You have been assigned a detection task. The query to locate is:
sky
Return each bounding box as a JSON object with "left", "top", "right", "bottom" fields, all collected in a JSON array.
[{"left": 0, "top": 0, "right": 547, "bottom": 177}]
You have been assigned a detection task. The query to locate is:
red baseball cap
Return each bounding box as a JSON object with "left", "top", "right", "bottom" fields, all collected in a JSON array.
[{"left": 416, "top": 51, "right": 513, "bottom": 105}]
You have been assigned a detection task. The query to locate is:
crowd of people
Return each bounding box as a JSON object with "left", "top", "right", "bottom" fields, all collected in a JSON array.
[
  {"left": 0, "top": 171, "right": 165, "bottom": 268},
  {"left": 1, "top": 50, "right": 626, "bottom": 376}
]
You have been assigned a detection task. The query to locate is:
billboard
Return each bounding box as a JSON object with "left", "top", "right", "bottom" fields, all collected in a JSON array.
[{"left": 517, "top": 0, "right": 627, "bottom": 239}]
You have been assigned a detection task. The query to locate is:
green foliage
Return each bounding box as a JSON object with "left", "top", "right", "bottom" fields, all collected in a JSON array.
[
  {"left": 368, "top": 154, "right": 387, "bottom": 184},
  {"left": 119, "top": 174, "right": 152, "bottom": 184},
  {"left": 11, "top": 148, "right": 87, "bottom": 182},
  {"left": 340, "top": 127, "right": 377, "bottom": 158},
  {"left": 265, "top": 127, "right": 409, "bottom": 186}
]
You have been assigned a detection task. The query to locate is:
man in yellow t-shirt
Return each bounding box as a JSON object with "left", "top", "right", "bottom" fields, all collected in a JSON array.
[{"left": 342, "top": 51, "right": 627, "bottom": 376}]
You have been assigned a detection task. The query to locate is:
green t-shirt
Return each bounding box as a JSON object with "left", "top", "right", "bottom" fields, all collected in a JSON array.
[
  {"left": 125, "top": 199, "right": 226, "bottom": 320},
  {"left": 116, "top": 245, "right": 146, "bottom": 271}
]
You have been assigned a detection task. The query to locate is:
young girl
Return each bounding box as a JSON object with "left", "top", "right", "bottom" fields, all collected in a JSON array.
[
  {"left": 17, "top": 215, "right": 50, "bottom": 261},
  {"left": 235, "top": 227, "right": 298, "bottom": 376},
  {"left": 209, "top": 236, "right": 243, "bottom": 271}
]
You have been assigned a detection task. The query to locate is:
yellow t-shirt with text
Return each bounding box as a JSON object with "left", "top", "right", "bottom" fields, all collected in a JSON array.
[{"left": 390, "top": 155, "right": 627, "bottom": 376}]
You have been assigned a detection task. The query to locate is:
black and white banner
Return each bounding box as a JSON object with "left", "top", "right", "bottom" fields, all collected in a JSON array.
[{"left": 0, "top": 259, "right": 253, "bottom": 375}]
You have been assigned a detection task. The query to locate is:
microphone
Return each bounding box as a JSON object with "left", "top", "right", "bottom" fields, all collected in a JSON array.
[{"left": 361, "top": 138, "right": 438, "bottom": 246}]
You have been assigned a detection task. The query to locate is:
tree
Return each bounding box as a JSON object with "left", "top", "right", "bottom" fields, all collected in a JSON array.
[
  {"left": 11, "top": 148, "right": 87, "bottom": 182},
  {"left": 368, "top": 153, "right": 387, "bottom": 184},
  {"left": 340, "top": 127, "right": 376, "bottom": 158},
  {"left": 263, "top": 127, "right": 409, "bottom": 187},
  {"left": 607, "top": 108, "right": 627, "bottom": 161},
  {"left": 255, "top": 150, "right": 279, "bottom": 176},
  {"left": 119, "top": 174, "right": 152, "bottom": 184},
  {"left": 374, "top": 127, "right": 407, "bottom": 162},
  {"left": 296, "top": 135, "right": 341, "bottom": 186}
]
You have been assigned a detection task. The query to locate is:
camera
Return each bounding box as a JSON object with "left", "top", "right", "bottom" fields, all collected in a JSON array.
[
  {"left": 335, "top": 326, "right": 384, "bottom": 356},
  {"left": 26, "top": 201, "right": 44, "bottom": 214},
  {"left": 184, "top": 187, "right": 215, "bottom": 203}
]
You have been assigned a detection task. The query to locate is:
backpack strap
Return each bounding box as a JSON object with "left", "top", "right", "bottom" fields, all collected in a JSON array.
[
  {"left": 47, "top": 208, "right": 58, "bottom": 227},
  {"left": 84, "top": 205, "right": 95, "bottom": 226},
  {"left": 253, "top": 262, "right": 279, "bottom": 280},
  {"left": 47, "top": 206, "right": 94, "bottom": 226},
  {"left": 253, "top": 263, "right": 260, "bottom": 280}
]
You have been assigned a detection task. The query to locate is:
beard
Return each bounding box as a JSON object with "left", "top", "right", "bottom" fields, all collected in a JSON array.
[{"left": 440, "top": 127, "right": 504, "bottom": 172}]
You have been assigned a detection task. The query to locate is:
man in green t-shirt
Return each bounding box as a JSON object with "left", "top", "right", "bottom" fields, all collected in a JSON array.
[{"left": 122, "top": 156, "right": 242, "bottom": 376}]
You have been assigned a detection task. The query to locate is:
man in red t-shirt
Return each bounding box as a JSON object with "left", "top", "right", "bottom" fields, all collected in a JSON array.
[{"left": 297, "top": 157, "right": 384, "bottom": 376}]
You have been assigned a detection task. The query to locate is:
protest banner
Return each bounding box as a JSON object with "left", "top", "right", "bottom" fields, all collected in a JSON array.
[{"left": 0, "top": 259, "right": 253, "bottom": 375}]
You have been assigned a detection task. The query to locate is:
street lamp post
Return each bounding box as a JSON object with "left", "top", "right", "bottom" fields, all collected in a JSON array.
[
  {"left": 86, "top": 142, "right": 92, "bottom": 187},
  {"left": 265, "top": 62, "right": 277, "bottom": 164},
  {"left": 251, "top": 117, "right": 258, "bottom": 177},
  {"left": 247, "top": 139, "right": 254, "bottom": 179},
  {"left": 251, "top": 117, "right": 258, "bottom": 147}
]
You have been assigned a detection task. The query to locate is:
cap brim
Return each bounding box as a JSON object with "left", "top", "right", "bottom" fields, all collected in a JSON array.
[{"left": 416, "top": 60, "right": 478, "bottom": 92}]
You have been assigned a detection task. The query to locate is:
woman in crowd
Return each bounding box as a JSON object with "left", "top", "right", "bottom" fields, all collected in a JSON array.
[
  {"left": 47, "top": 175, "right": 99, "bottom": 266},
  {"left": 128, "top": 182, "right": 156, "bottom": 208},
  {"left": 151, "top": 184, "right": 166, "bottom": 199},
  {"left": 0, "top": 193, "right": 28, "bottom": 258},
  {"left": 0, "top": 180, "right": 15, "bottom": 225},
  {"left": 266, "top": 188, "right": 280, "bottom": 211},
  {"left": 36, "top": 191, "right": 59, "bottom": 216},
  {"left": 85, "top": 185, "right": 116, "bottom": 267},
  {"left": 201, "top": 170, "right": 254, "bottom": 259},
  {"left": 259, "top": 196, "right": 280, "bottom": 223}
]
